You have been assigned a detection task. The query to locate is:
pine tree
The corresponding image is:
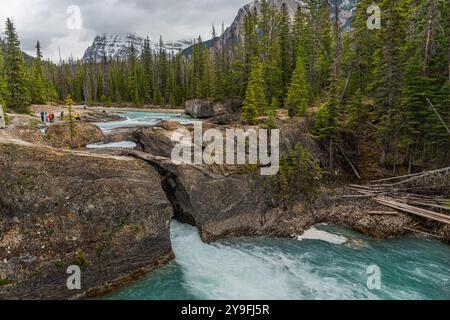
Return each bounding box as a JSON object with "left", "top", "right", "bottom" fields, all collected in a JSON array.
[
  {"left": 4, "top": 18, "right": 30, "bottom": 112},
  {"left": 372, "top": 0, "right": 411, "bottom": 168},
  {"left": 31, "top": 41, "right": 47, "bottom": 104},
  {"left": 286, "top": 46, "right": 309, "bottom": 117},
  {"left": 316, "top": 0, "right": 334, "bottom": 92},
  {"left": 293, "top": 4, "right": 313, "bottom": 92},
  {"left": 64, "top": 95, "right": 77, "bottom": 146},
  {"left": 0, "top": 46, "right": 10, "bottom": 109},
  {"left": 278, "top": 2, "right": 293, "bottom": 100},
  {"left": 350, "top": 0, "right": 379, "bottom": 95},
  {"left": 346, "top": 88, "right": 367, "bottom": 144},
  {"left": 141, "top": 37, "right": 154, "bottom": 104},
  {"left": 128, "top": 44, "right": 140, "bottom": 104},
  {"left": 242, "top": 58, "right": 267, "bottom": 124}
]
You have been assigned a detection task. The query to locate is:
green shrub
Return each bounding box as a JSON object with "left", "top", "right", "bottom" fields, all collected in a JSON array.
[
  {"left": 0, "top": 278, "right": 13, "bottom": 286},
  {"left": 273, "top": 144, "right": 322, "bottom": 204},
  {"left": 72, "top": 250, "right": 91, "bottom": 270}
]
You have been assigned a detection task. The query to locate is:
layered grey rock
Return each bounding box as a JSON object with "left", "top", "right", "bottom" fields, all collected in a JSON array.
[
  {"left": 185, "top": 99, "right": 238, "bottom": 119},
  {"left": 0, "top": 141, "right": 174, "bottom": 299},
  {"left": 125, "top": 150, "right": 280, "bottom": 243},
  {"left": 129, "top": 119, "right": 323, "bottom": 242}
]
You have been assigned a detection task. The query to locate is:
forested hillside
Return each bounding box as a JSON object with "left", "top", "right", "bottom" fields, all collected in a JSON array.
[{"left": 0, "top": 0, "right": 449, "bottom": 170}]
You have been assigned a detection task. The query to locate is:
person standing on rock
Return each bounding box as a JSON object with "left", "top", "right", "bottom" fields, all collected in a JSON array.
[
  {"left": 40, "top": 112, "right": 45, "bottom": 122},
  {"left": 60, "top": 111, "right": 64, "bottom": 121},
  {"left": 45, "top": 112, "right": 48, "bottom": 122},
  {"left": 51, "top": 113, "right": 55, "bottom": 123}
]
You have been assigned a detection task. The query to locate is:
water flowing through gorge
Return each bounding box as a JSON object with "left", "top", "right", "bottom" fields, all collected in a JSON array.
[
  {"left": 104, "top": 221, "right": 450, "bottom": 300},
  {"left": 90, "top": 111, "right": 449, "bottom": 300}
]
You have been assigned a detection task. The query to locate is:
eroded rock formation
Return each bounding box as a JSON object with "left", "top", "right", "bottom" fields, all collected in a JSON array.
[
  {"left": 185, "top": 99, "right": 238, "bottom": 119},
  {"left": 45, "top": 122, "right": 104, "bottom": 148},
  {"left": 0, "top": 141, "right": 174, "bottom": 299}
]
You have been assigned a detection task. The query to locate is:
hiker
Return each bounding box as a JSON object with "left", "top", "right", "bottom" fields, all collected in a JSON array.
[
  {"left": 45, "top": 112, "right": 49, "bottom": 122},
  {"left": 60, "top": 111, "right": 64, "bottom": 120},
  {"left": 51, "top": 113, "right": 55, "bottom": 123},
  {"left": 40, "top": 112, "right": 45, "bottom": 122},
  {"left": 48, "top": 113, "right": 53, "bottom": 123}
]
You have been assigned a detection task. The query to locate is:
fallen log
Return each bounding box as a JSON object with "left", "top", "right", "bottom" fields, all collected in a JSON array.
[
  {"left": 375, "top": 197, "right": 450, "bottom": 225},
  {"left": 369, "top": 167, "right": 450, "bottom": 184},
  {"left": 404, "top": 200, "right": 450, "bottom": 212}
]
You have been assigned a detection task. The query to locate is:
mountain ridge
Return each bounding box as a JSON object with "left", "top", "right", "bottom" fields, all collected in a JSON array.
[
  {"left": 82, "top": 33, "right": 194, "bottom": 62},
  {"left": 82, "top": 0, "right": 356, "bottom": 61}
]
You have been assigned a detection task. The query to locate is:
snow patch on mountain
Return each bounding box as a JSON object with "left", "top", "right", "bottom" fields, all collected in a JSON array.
[{"left": 82, "top": 33, "right": 193, "bottom": 62}]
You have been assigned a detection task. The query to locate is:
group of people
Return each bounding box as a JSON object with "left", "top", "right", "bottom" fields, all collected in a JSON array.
[
  {"left": 40, "top": 111, "right": 63, "bottom": 123},
  {"left": 39, "top": 111, "right": 81, "bottom": 123}
]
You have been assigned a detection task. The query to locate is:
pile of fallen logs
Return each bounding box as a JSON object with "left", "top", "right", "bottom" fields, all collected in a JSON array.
[{"left": 343, "top": 167, "right": 450, "bottom": 227}]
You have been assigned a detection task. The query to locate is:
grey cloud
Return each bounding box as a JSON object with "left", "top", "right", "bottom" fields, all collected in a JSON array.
[{"left": 0, "top": 0, "right": 249, "bottom": 61}]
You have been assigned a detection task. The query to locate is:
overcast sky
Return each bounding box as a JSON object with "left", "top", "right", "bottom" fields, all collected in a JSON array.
[{"left": 0, "top": 0, "right": 249, "bottom": 61}]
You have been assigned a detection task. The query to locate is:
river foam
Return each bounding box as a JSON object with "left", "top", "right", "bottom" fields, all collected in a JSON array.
[
  {"left": 297, "top": 226, "right": 348, "bottom": 245},
  {"left": 103, "top": 221, "right": 450, "bottom": 300}
]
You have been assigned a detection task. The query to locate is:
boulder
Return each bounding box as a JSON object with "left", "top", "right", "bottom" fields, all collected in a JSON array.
[
  {"left": 185, "top": 99, "right": 237, "bottom": 119},
  {"left": 82, "top": 111, "right": 126, "bottom": 123},
  {"left": 205, "top": 113, "right": 241, "bottom": 125},
  {"left": 103, "top": 127, "right": 136, "bottom": 144},
  {"left": 45, "top": 122, "right": 104, "bottom": 148},
  {"left": 0, "top": 141, "right": 173, "bottom": 299},
  {"left": 133, "top": 126, "right": 178, "bottom": 158}
]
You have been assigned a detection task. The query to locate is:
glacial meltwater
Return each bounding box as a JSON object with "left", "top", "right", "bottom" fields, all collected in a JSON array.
[
  {"left": 103, "top": 221, "right": 450, "bottom": 300},
  {"left": 93, "top": 110, "right": 194, "bottom": 133},
  {"left": 87, "top": 110, "right": 195, "bottom": 149}
]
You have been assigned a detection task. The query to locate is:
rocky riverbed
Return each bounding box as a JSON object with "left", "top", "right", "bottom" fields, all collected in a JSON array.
[{"left": 0, "top": 104, "right": 448, "bottom": 299}]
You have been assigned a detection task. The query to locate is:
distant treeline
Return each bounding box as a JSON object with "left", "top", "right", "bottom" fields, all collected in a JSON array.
[{"left": 0, "top": 0, "right": 449, "bottom": 168}]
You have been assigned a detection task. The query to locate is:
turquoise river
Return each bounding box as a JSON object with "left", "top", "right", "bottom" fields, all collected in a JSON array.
[{"left": 93, "top": 111, "right": 450, "bottom": 300}]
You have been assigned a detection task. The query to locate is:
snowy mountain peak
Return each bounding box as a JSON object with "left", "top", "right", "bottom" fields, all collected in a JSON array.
[{"left": 82, "top": 33, "right": 194, "bottom": 62}]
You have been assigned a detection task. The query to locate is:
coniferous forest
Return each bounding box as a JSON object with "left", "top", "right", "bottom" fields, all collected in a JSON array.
[
  {"left": 0, "top": 0, "right": 449, "bottom": 170},
  {"left": 1, "top": 0, "right": 450, "bottom": 302}
]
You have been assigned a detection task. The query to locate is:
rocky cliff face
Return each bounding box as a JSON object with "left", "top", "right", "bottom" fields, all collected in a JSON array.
[
  {"left": 83, "top": 33, "right": 194, "bottom": 62},
  {"left": 129, "top": 119, "right": 324, "bottom": 242},
  {"left": 210, "top": 0, "right": 356, "bottom": 53},
  {"left": 0, "top": 141, "right": 174, "bottom": 299},
  {"left": 185, "top": 99, "right": 239, "bottom": 119}
]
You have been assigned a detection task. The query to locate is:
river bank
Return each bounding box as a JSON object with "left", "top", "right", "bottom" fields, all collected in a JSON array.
[{"left": 0, "top": 106, "right": 449, "bottom": 299}]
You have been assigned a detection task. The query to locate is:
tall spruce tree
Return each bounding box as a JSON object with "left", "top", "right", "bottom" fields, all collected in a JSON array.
[
  {"left": 31, "top": 41, "right": 47, "bottom": 104},
  {"left": 4, "top": 18, "right": 30, "bottom": 111},
  {"left": 372, "top": 0, "right": 411, "bottom": 168},
  {"left": 0, "top": 46, "right": 10, "bottom": 109},
  {"left": 128, "top": 44, "right": 140, "bottom": 104},
  {"left": 242, "top": 57, "right": 267, "bottom": 124},
  {"left": 279, "top": 2, "right": 293, "bottom": 100},
  {"left": 286, "top": 45, "right": 309, "bottom": 117}
]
